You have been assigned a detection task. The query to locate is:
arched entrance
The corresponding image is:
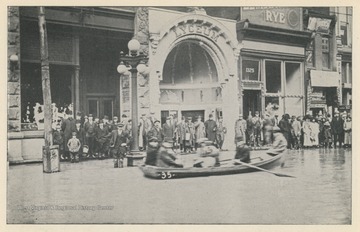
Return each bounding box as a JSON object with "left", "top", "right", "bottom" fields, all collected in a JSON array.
[
  {"left": 147, "top": 11, "right": 240, "bottom": 149},
  {"left": 159, "top": 40, "right": 223, "bottom": 124}
]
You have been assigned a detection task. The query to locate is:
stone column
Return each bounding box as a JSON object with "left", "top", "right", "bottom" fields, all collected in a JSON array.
[
  {"left": 8, "top": 7, "right": 21, "bottom": 132},
  {"left": 74, "top": 66, "right": 80, "bottom": 114}
]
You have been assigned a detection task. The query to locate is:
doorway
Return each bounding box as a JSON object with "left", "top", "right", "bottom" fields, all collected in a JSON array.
[
  {"left": 243, "top": 90, "right": 261, "bottom": 119},
  {"left": 87, "top": 97, "right": 114, "bottom": 118}
]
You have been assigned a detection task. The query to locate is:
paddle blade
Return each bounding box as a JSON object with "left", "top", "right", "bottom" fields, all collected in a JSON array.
[{"left": 274, "top": 173, "right": 296, "bottom": 178}]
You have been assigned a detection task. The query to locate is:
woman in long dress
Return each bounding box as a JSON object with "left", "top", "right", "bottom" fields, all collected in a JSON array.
[
  {"left": 302, "top": 116, "right": 312, "bottom": 148},
  {"left": 343, "top": 117, "right": 352, "bottom": 147},
  {"left": 310, "top": 118, "right": 319, "bottom": 147}
]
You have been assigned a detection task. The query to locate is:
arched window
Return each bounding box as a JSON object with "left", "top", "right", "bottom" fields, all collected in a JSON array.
[{"left": 162, "top": 41, "right": 218, "bottom": 85}]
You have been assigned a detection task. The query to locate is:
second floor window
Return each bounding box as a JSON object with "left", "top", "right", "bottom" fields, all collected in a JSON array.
[{"left": 322, "top": 37, "right": 330, "bottom": 69}]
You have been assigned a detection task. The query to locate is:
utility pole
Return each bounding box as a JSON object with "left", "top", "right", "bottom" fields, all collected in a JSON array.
[{"left": 39, "top": 7, "right": 59, "bottom": 172}]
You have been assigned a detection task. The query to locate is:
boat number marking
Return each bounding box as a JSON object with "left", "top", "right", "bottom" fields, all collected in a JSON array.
[{"left": 161, "top": 172, "right": 173, "bottom": 179}]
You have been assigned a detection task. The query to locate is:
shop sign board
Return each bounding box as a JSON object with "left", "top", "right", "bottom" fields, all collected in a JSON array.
[
  {"left": 307, "top": 17, "right": 332, "bottom": 34},
  {"left": 241, "top": 7, "right": 301, "bottom": 30},
  {"left": 242, "top": 60, "right": 259, "bottom": 81},
  {"left": 338, "top": 105, "right": 351, "bottom": 111}
]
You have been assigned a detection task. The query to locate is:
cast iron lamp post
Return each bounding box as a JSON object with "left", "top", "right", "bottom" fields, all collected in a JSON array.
[{"left": 117, "top": 38, "right": 149, "bottom": 165}]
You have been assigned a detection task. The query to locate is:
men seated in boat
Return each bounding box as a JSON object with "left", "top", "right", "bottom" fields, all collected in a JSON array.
[
  {"left": 156, "top": 142, "right": 183, "bottom": 168},
  {"left": 194, "top": 138, "right": 220, "bottom": 167},
  {"left": 234, "top": 140, "right": 251, "bottom": 163},
  {"left": 267, "top": 126, "right": 287, "bottom": 156},
  {"left": 145, "top": 136, "right": 160, "bottom": 166}
]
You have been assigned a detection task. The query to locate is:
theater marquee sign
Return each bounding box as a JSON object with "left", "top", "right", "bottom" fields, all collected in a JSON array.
[{"left": 172, "top": 23, "right": 221, "bottom": 42}]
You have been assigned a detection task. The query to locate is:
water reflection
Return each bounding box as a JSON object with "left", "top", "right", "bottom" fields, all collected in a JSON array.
[{"left": 7, "top": 149, "right": 351, "bottom": 224}]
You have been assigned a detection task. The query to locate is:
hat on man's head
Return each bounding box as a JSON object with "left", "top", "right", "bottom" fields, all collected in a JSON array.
[
  {"left": 99, "top": 120, "right": 104, "bottom": 124},
  {"left": 72, "top": 131, "right": 77, "bottom": 136},
  {"left": 166, "top": 116, "right": 171, "bottom": 120},
  {"left": 75, "top": 120, "right": 81, "bottom": 124},
  {"left": 141, "top": 113, "right": 146, "bottom": 116},
  {"left": 117, "top": 123, "right": 124, "bottom": 128},
  {"left": 88, "top": 114, "right": 93, "bottom": 117},
  {"left": 103, "top": 115, "right": 109, "bottom": 120},
  {"left": 154, "top": 119, "right": 160, "bottom": 124},
  {"left": 255, "top": 111, "right": 259, "bottom": 115},
  {"left": 162, "top": 142, "right": 173, "bottom": 148},
  {"left": 187, "top": 116, "right": 192, "bottom": 120},
  {"left": 148, "top": 137, "right": 158, "bottom": 142},
  {"left": 122, "top": 114, "right": 127, "bottom": 118},
  {"left": 209, "top": 114, "right": 213, "bottom": 118},
  {"left": 272, "top": 126, "right": 281, "bottom": 132},
  {"left": 239, "top": 113, "right": 243, "bottom": 117}
]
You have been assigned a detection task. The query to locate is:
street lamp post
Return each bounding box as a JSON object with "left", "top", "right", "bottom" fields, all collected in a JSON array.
[{"left": 117, "top": 38, "right": 149, "bottom": 166}]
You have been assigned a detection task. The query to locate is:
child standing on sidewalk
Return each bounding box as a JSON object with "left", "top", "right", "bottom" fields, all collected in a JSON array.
[{"left": 67, "top": 132, "right": 81, "bottom": 163}]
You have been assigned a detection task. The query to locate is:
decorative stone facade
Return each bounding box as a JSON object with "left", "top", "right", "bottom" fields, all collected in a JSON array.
[{"left": 8, "top": 7, "right": 21, "bottom": 132}]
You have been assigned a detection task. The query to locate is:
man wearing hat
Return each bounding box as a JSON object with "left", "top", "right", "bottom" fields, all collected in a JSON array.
[
  {"left": 111, "top": 116, "right": 119, "bottom": 131},
  {"left": 215, "top": 116, "right": 227, "bottom": 150},
  {"left": 75, "top": 120, "right": 85, "bottom": 158},
  {"left": 147, "top": 120, "right": 164, "bottom": 145},
  {"left": 195, "top": 138, "right": 220, "bottom": 167},
  {"left": 176, "top": 116, "right": 187, "bottom": 152},
  {"left": 331, "top": 112, "right": 344, "bottom": 148},
  {"left": 194, "top": 116, "right": 206, "bottom": 150},
  {"left": 95, "top": 120, "right": 111, "bottom": 159},
  {"left": 252, "top": 111, "right": 263, "bottom": 148},
  {"left": 139, "top": 113, "right": 152, "bottom": 151},
  {"left": 156, "top": 141, "right": 183, "bottom": 168},
  {"left": 84, "top": 114, "right": 96, "bottom": 158},
  {"left": 145, "top": 137, "right": 160, "bottom": 166},
  {"left": 184, "top": 117, "right": 195, "bottom": 152},
  {"left": 110, "top": 123, "right": 131, "bottom": 168},
  {"left": 162, "top": 116, "right": 175, "bottom": 144},
  {"left": 204, "top": 114, "right": 217, "bottom": 144},
  {"left": 323, "top": 120, "right": 332, "bottom": 148},
  {"left": 234, "top": 113, "right": 247, "bottom": 144}
]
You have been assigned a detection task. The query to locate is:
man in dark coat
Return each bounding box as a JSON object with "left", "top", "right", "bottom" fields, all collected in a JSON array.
[
  {"left": 331, "top": 112, "right": 344, "bottom": 148},
  {"left": 204, "top": 114, "right": 217, "bottom": 143},
  {"left": 84, "top": 114, "right": 96, "bottom": 158},
  {"left": 156, "top": 142, "right": 183, "bottom": 168},
  {"left": 145, "top": 137, "right": 160, "bottom": 166},
  {"left": 74, "top": 120, "right": 85, "bottom": 158},
  {"left": 53, "top": 124, "right": 64, "bottom": 160},
  {"left": 278, "top": 114, "right": 292, "bottom": 149},
  {"left": 147, "top": 120, "right": 164, "bottom": 144},
  {"left": 61, "top": 111, "right": 76, "bottom": 160},
  {"left": 96, "top": 120, "right": 111, "bottom": 159},
  {"left": 162, "top": 116, "right": 175, "bottom": 143},
  {"left": 110, "top": 123, "right": 131, "bottom": 168}
]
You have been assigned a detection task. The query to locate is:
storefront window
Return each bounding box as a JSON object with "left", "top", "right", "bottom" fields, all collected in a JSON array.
[
  {"left": 265, "top": 60, "right": 281, "bottom": 93},
  {"left": 21, "top": 63, "right": 72, "bottom": 125},
  {"left": 242, "top": 59, "right": 260, "bottom": 81}
]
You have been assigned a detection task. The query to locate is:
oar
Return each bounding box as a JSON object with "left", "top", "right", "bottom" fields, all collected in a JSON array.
[{"left": 233, "top": 160, "right": 296, "bottom": 178}]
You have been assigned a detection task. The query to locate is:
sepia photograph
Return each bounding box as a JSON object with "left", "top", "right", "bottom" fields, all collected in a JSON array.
[{"left": 4, "top": 2, "right": 356, "bottom": 229}]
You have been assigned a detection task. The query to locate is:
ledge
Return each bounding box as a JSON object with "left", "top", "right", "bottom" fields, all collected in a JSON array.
[{"left": 8, "top": 130, "right": 44, "bottom": 140}]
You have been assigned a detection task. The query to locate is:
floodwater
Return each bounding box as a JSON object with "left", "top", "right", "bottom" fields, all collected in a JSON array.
[{"left": 7, "top": 148, "right": 351, "bottom": 224}]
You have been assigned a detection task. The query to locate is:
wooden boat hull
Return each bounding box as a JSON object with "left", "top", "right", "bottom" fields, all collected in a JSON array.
[{"left": 139, "top": 152, "right": 284, "bottom": 179}]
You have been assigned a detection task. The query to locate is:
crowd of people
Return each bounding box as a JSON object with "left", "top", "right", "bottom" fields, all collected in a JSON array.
[
  {"left": 234, "top": 110, "right": 352, "bottom": 150},
  {"left": 52, "top": 108, "right": 351, "bottom": 168}
]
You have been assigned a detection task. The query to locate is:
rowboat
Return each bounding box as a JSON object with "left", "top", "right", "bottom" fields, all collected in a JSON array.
[{"left": 139, "top": 152, "right": 285, "bottom": 179}]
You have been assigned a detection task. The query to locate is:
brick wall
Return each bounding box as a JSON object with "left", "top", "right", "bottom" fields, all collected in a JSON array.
[{"left": 8, "top": 7, "right": 21, "bottom": 131}]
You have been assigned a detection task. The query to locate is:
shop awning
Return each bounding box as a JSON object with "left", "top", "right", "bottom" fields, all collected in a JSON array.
[{"left": 310, "top": 70, "right": 340, "bottom": 87}]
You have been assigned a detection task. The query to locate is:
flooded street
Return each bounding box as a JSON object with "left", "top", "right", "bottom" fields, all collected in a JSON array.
[{"left": 7, "top": 148, "right": 351, "bottom": 224}]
